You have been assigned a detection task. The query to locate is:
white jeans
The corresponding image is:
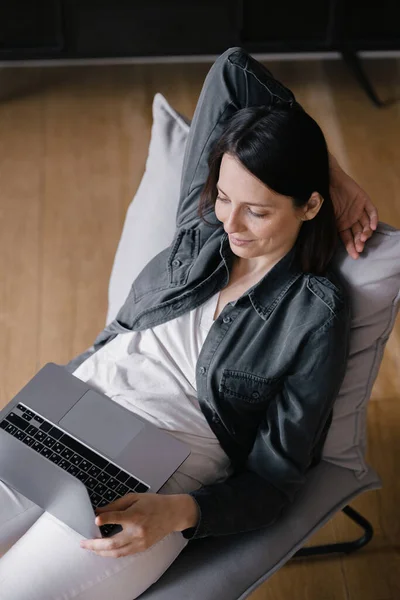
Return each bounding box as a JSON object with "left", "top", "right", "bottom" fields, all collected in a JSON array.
[{"left": 0, "top": 478, "right": 190, "bottom": 600}]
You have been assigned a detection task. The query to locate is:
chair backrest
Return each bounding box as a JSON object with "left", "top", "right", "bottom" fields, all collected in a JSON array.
[
  {"left": 325, "top": 223, "right": 400, "bottom": 473},
  {"left": 107, "top": 92, "right": 400, "bottom": 476}
]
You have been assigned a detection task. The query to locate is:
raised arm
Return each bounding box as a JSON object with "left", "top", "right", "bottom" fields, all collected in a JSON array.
[
  {"left": 176, "top": 47, "right": 296, "bottom": 228},
  {"left": 178, "top": 47, "right": 378, "bottom": 257}
]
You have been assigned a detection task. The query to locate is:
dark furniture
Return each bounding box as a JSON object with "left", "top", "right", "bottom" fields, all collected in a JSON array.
[{"left": 1, "top": 1, "right": 399, "bottom": 102}]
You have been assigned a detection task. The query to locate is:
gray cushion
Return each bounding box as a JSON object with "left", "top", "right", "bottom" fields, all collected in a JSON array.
[
  {"left": 106, "top": 91, "right": 400, "bottom": 476},
  {"left": 326, "top": 225, "right": 400, "bottom": 473},
  {"left": 138, "top": 461, "right": 381, "bottom": 600}
]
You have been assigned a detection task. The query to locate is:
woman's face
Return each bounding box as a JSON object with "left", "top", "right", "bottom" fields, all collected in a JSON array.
[{"left": 214, "top": 153, "right": 306, "bottom": 267}]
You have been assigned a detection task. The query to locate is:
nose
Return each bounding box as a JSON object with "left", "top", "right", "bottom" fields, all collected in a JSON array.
[{"left": 223, "top": 207, "right": 245, "bottom": 234}]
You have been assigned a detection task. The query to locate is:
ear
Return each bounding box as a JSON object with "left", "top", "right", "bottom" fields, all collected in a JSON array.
[{"left": 302, "top": 192, "right": 324, "bottom": 221}]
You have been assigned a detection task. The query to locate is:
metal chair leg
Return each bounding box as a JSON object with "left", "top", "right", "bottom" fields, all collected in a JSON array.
[
  {"left": 293, "top": 505, "right": 374, "bottom": 558},
  {"left": 341, "top": 50, "right": 384, "bottom": 107}
]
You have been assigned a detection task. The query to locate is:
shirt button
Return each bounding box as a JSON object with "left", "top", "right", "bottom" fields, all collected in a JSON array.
[
  {"left": 222, "top": 316, "right": 232, "bottom": 324},
  {"left": 199, "top": 366, "right": 206, "bottom": 375},
  {"left": 251, "top": 391, "right": 260, "bottom": 399},
  {"left": 172, "top": 259, "right": 181, "bottom": 267}
]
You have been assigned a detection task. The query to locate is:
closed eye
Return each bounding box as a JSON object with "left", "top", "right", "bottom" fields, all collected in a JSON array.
[{"left": 216, "top": 196, "right": 268, "bottom": 219}]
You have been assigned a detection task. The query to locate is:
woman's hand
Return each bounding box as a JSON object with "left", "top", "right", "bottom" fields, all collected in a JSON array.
[
  {"left": 80, "top": 492, "right": 199, "bottom": 558},
  {"left": 329, "top": 153, "right": 379, "bottom": 259}
]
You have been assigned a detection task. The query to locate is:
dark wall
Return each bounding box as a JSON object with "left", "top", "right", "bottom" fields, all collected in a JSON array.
[{"left": 1, "top": 0, "right": 399, "bottom": 61}]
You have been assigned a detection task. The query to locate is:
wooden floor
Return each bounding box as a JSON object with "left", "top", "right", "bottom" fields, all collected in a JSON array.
[{"left": 0, "top": 56, "right": 399, "bottom": 599}]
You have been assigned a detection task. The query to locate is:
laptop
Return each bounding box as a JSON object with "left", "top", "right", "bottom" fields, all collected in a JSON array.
[{"left": 0, "top": 362, "right": 191, "bottom": 539}]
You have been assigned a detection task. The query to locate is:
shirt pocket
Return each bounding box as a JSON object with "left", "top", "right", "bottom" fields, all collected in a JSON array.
[{"left": 219, "top": 369, "right": 281, "bottom": 407}]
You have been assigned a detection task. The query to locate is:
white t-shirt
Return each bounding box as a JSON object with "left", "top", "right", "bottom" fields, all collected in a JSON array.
[{"left": 72, "top": 291, "right": 234, "bottom": 495}]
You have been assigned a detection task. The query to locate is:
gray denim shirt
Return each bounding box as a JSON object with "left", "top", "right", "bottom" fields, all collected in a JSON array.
[
  {"left": 64, "top": 210, "right": 350, "bottom": 540},
  {"left": 65, "top": 46, "right": 351, "bottom": 540}
]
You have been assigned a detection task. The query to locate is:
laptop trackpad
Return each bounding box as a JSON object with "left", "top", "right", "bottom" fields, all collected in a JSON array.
[{"left": 58, "top": 390, "right": 144, "bottom": 459}]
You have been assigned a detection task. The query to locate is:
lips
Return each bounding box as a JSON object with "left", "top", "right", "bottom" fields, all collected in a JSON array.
[{"left": 229, "top": 235, "right": 253, "bottom": 243}]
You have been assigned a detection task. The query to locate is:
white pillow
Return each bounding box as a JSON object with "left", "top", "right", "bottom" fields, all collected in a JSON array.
[
  {"left": 106, "top": 93, "right": 190, "bottom": 326},
  {"left": 107, "top": 92, "right": 400, "bottom": 475}
]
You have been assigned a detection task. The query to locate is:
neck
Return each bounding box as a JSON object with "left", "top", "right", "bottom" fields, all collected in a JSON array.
[{"left": 232, "top": 249, "right": 291, "bottom": 279}]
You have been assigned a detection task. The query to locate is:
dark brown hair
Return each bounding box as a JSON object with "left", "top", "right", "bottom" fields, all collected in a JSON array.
[{"left": 198, "top": 103, "right": 337, "bottom": 274}]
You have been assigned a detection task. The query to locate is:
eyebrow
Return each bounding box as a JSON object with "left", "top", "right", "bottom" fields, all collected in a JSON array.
[{"left": 216, "top": 184, "right": 274, "bottom": 208}]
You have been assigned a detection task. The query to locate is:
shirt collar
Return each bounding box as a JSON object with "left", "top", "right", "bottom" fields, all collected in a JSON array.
[{"left": 219, "top": 232, "right": 303, "bottom": 321}]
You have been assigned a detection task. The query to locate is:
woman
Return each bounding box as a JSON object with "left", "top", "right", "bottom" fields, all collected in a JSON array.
[{"left": 0, "top": 47, "right": 378, "bottom": 599}]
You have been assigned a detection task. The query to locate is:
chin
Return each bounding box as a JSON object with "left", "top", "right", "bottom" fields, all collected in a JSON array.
[{"left": 230, "top": 246, "right": 256, "bottom": 259}]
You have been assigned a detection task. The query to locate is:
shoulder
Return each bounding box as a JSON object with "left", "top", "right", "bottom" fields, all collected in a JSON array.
[
  {"left": 304, "top": 269, "right": 348, "bottom": 317},
  {"left": 274, "top": 267, "right": 350, "bottom": 341},
  {"left": 296, "top": 269, "right": 351, "bottom": 341}
]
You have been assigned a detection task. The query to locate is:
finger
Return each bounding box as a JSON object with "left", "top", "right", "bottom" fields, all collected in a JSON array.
[
  {"left": 358, "top": 212, "right": 373, "bottom": 242},
  {"left": 340, "top": 228, "right": 359, "bottom": 260},
  {"left": 89, "top": 535, "right": 153, "bottom": 558},
  {"left": 359, "top": 210, "right": 370, "bottom": 230},
  {"left": 80, "top": 529, "right": 132, "bottom": 552},
  {"left": 90, "top": 543, "right": 136, "bottom": 558},
  {"left": 352, "top": 221, "right": 363, "bottom": 246},
  {"left": 96, "top": 493, "right": 139, "bottom": 513},
  {"left": 81, "top": 532, "right": 130, "bottom": 553},
  {"left": 351, "top": 222, "right": 364, "bottom": 253},
  {"left": 364, "top": 197, "right": 379, "bottom": 230},
  {"left": 95, "top": 511, "right": 127, "bottom": 527},
  {"left": 83, "top": 541, "right": 133, "bottom": 557}
]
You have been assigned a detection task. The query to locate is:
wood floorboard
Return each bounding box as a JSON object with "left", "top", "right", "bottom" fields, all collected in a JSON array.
[{"left": 0, "top": 57, "right": 399, "bottom": 599}]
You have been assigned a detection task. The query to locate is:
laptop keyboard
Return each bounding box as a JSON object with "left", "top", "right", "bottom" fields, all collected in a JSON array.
[{"left": 0, "top": 403, "right": 150, "bottom": 537}]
